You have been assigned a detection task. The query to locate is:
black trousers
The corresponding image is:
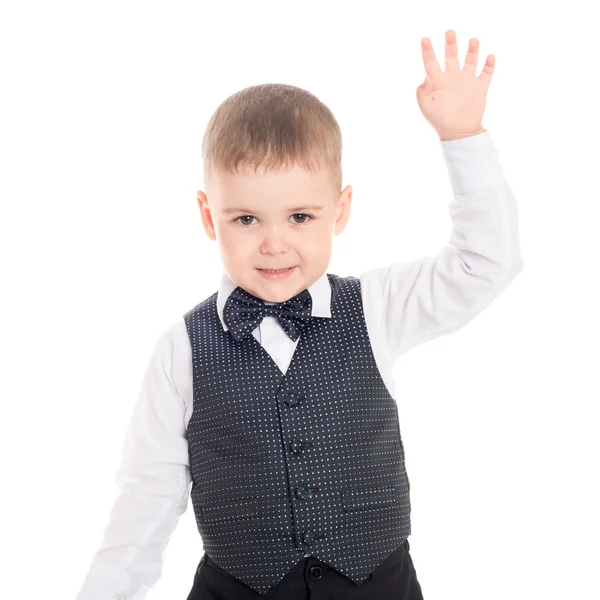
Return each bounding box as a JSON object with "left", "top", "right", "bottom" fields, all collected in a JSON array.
[{"left": 186, "top": 539, "right": 424, "bottom": 599}]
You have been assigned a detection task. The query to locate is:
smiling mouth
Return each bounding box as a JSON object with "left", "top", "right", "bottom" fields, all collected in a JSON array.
[{"left": 258, "top": 267, "right": 295, "bottom": 273}]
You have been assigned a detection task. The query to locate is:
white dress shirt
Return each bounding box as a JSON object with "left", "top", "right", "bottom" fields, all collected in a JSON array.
[{"left": 75, "top": 130, "right": 524, "bottom": 600}]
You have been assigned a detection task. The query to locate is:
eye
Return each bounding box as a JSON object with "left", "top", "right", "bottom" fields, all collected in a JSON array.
[
  {"left": 234, "top": 215, "right": 258, "bottom": 226},
  {"left": 290, "top": 213, "right": 314, "bottom": 225},
  {"left": 233, "top": 213, "right": 314, "bottom": 226}
]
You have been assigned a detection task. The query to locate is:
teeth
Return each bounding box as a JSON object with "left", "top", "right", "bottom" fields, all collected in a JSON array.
[{"left": 263, "top": 268, "right": 289, "bottom": 273}]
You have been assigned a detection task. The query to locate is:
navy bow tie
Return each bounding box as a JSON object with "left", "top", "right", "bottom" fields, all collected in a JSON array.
[{"left": 223, "top": 286, "right": 313, "bottom": 342}]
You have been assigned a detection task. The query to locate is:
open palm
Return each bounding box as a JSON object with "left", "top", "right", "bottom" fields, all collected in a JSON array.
[{"left": 416, "top": 30, "right": 495, "bottom": 141}]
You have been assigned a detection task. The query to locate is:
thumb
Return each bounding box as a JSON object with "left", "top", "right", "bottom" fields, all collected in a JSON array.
[{"left": 416, "top": 76, "right": 432, "bottom": 102}]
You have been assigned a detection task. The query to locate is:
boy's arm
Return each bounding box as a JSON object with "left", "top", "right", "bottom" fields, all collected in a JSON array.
[
  {"left": 75, "top": 323, "right": 192, "bottom": 600},
  {"left": 361, "top": 130, "right": 524, "bottom": 361}
]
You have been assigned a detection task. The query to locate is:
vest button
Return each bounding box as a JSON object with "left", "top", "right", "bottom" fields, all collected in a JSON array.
[
  {"left": 295, "top": 485, "right": 308, "bottom": 499},
  {"left": 285, "top": 394, "right": 301, "bottom": 406},
  {"left": 302, "top": 529, "right": 315, "bottom": 544},
  {"left": 309, "top": 565, "right": 324, "bottom": 580},
  {"left": 289, "top": 439, "right": 303, "bottom": 454}
]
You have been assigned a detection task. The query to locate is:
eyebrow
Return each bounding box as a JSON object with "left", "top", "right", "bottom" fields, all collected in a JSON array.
[{"left": 221, "top": 205, "right": 326, "bottom": 214}]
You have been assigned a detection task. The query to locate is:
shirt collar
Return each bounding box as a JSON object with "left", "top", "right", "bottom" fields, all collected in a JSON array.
[{"left": 216, "top": 270, "right": 332, "bottom": 332}]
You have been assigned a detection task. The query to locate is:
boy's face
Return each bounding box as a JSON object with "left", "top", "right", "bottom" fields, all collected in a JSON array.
[{"left": 197, "top": 163, "right": 352, "bottom": 303}]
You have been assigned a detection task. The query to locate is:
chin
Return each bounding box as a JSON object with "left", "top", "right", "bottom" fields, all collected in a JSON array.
[
  {"left": 261, "top": 287, "right": 297, "bottom": 301},
  {"left": 258, "top": 282, "right": 304, "bottom": 301}
]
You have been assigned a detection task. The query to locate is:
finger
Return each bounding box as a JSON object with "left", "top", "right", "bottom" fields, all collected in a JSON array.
[
  {"left": 421, "top": 37, "right": 441, "bottom": 78},
  {"left": 445, "top": 30, "right": 461, "bottom": 72},
  {"left": 479, "top": 54, "right": 496, "bottom": 85},
  {"left": 463, "top": 38, "right": 479, "bottom": 74}
]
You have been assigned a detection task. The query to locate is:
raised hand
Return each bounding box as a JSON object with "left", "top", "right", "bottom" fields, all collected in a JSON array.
[{"left": 416, "top": 30, "right": 495, "bottom": 141}]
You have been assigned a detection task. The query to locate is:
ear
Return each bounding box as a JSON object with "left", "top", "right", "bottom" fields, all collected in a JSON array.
[
  {"left": 334, "top": 185, "right": 353, "bottom": 236},
  {"left": 197, "top": 191, "right": 217, "bottom": 240}
]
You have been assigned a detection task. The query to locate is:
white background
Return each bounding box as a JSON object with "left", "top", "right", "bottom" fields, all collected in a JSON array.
[{"left": 1, "top": 2, "right": 598, "bottom": 599}]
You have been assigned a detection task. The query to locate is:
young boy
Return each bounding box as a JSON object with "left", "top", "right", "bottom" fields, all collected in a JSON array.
[{"left": 75, "top": 30, "right": 523, "bottom": 600}]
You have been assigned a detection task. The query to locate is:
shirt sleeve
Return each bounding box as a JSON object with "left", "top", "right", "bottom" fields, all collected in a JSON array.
[
  {"left": 74, "top": 323, "right": 193, "bottom": 600},
  {"left": 360, "top": 130, "right": 524, "bottom": 362}
]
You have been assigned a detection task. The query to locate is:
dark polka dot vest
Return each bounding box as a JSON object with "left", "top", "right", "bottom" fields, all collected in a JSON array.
[{"left": 183, "top": 273, "right": 412, "bottom": 596}]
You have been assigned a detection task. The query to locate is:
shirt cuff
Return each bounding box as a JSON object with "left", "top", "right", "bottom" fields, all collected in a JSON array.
[{"left": 440, "top": 130, "right": 506, "bottom": 195}]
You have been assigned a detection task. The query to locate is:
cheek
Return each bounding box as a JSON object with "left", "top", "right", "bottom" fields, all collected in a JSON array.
[
  {"left": 217, "top": 224, "right": 246, "bottom": 249},
  {"left": 306, "top": 221, "right": 334, "bottom": 246},
  {"left": 296, "top": 230, "right": 333, "bottom": 261}
]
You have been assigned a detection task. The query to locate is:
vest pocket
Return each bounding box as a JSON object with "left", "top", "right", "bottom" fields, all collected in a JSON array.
[
  {"left": 341, "top": 485, "right": 398, "bottom": 512},
  {"left": 201, "top": 495, "right": 262, "bottom": 523}
]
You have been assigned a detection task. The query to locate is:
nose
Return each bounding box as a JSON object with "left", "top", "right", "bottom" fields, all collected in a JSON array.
[{"left": 260, "top": 225, "right": 289, "bottom": 255}]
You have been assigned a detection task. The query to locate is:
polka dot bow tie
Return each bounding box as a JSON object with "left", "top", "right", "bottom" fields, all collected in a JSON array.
[{"left": 223, "top": 286, "right": 313, "bottom": 343}]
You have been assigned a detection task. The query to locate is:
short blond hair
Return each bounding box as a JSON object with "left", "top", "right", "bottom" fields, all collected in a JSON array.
[{"left": 202, "top": 83, "right": 343, "bottom": 197}]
